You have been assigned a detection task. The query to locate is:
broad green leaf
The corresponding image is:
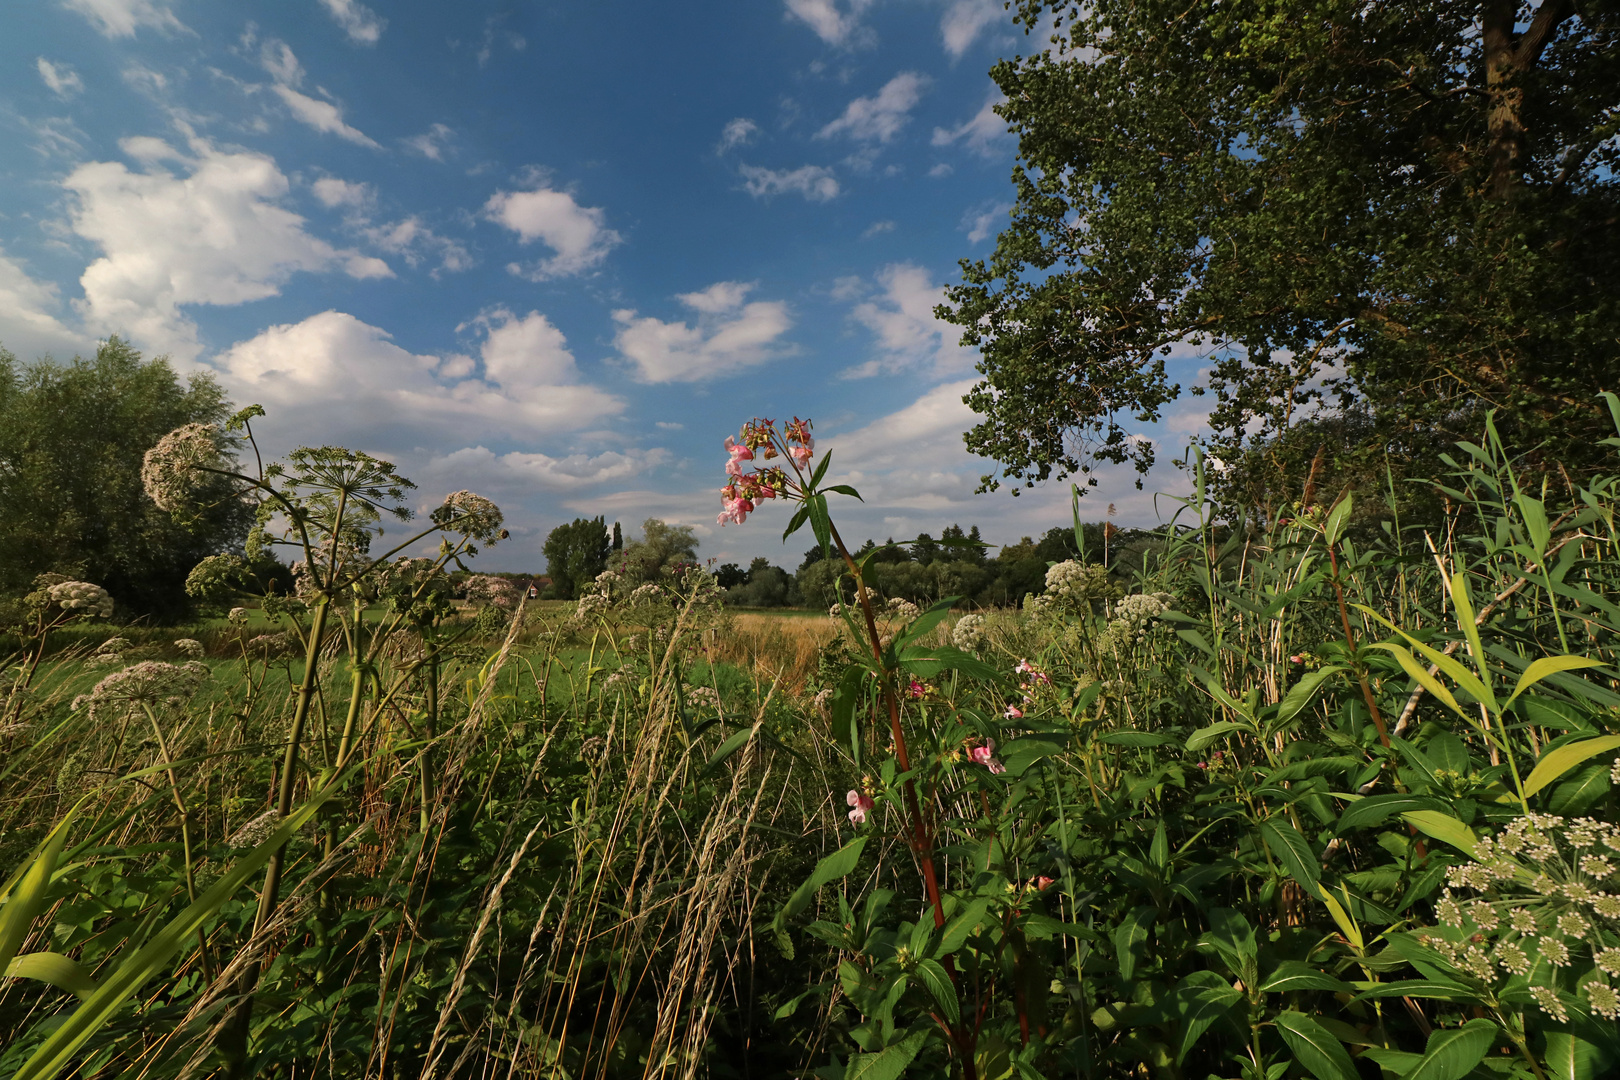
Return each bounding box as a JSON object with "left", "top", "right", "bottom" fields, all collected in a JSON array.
[
  {"left": 1273, "top": 1010, "right": 1359, "bottom": 1080},
  {"left": 1402, "top": 1018, "right": 1497, "bottom": 1080},
  {"left": 5, "top": 953, "right": 101, "bottom": 1001},
  {"left": 0, "top": 809, "right": 77, "bottom": 975},
  {"left": 1000, "top": 737, "right": 1066, "bottom": 778},
  {"left": 1444, "top": 572, "right": 1491, "bottom": 708},
  {"left": 1349, "top": 978, "right": 1476, "bottom": 1003},
  {"left": 12, "top": 783, "right": 340, "bottom": 1080},
  {"left": 1259, "top": 819, "right": 1321, "bottom": 894},
  {"left": 1260, "top": 961, "right": 1349, "bottom": 994},
  {"left": 779, "top": 836, "right": 868, "bottom": 925},
  {"left": 896, "top": 646, "right": 999, "bottom": 682},
  {"left": 913, "top": 958, "right": 958, "bottom": 1024},
  {"left": 1370, "top": 643, "right": 1466, "bottom": 719},
  {"left": 1320, "top": 886, "right": 1362, "bottom": 951},
  {"left": 1323, "top": 493, "right": 1353, "bottom": 547},
  {"left": 809, "top": 450, "right": 833, "bottom": 489},
  {"left": 1523, "top": 734, "right": 1620, "bottom": 797},
  {"left": 1336, "top": 794, "right": 1447, "bottom": 832},
  {"left": 894, "top": 597, "right": 959, "bottom": 649},
  {"left": 1400, "top": 811, "right": 1477, "bottom": 856},
  {"left": 1097, "top": 730, "right": 1174, "bottom": 748},
  {"left": 1505, "top": 655, "right": 1605, "bottom": 708},
  {"left": 1186, "top": 720, "right": 1247, "bottom": 753},
  {"left": 1546, "top": 761, "right": 1612, "bottom": 815},
  {"left": 1514, "top": 491, "right": 1551, "bottom": 556},
  {"left": 1113, "top": 905, "right": 1155, "bottom": 982},
  {"left": 1542, "top": 1030, "right": 1609, "bottom": 1080},
  {"left": 1275, "top": 667, "right": 1344, "bottom": 726},
  {"left": 1173, "top": 978, "right": 1240, "bottom": 1065},
  {"left": 1149, "top": 820, "right": 1169, "bottom": 870},
  {"left": 830, "top": 666, "right": 868, "bottom": 750},
  {"left": 701, "top": 723, "right": 759, "bottom": 776},
  {"left": 939, "top": 899, "right": 989, "bottom": 954},
  {"left": 843, "top": 1026, "right": 927, "bottom": 1080}
]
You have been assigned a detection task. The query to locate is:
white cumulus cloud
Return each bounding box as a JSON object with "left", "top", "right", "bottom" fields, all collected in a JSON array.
[
  {"left": 403, "top": 123, "right": 454, "bottom": 160},
  {"left": 932, "top": 92, "right": 1011, "bottom": 157},
  {"left": 738, "top": 164, "right": 839, "bottom": 202},
  {"left": 844, "top": 263, "right": 971, "bottom": 378},
  {"left": 63, "top": 139, "right": 391, "bottom": 360},
  {"left": 817, "top": 72, "right": 929, "bottom": 143},
  {"left": 311, "top": 176, "right": 373, "bottom": 209},
  {"left": 214, "top": 309, "right": 623, "bottom": 449},
  {"left": 784, "top": 0, "right": 875, "bottom": 47},
  {"left": 423, "top": 445, "right": 665, "bottom": 494},
  {"left": 941, "top": 0, "right": 1002, "bottom": 58},
  {"left": 260, "top": 40, "right": 380, "bottom": 147},
  {"left": 37, "top": 58, "right": 83, "bottom": 98},
  {"left": 962, "top": 201, "right": 1011, "bottom": 244},
  {"left": 319, "top": 0, "right": 386, "bottom": 44},
  {"left": 63, "top": 0, "right": 186, "bottom": 37},
  {"left": 0, "top": 245, "right": 91, "bottom": 360},
  {"left": 484, "top": 184, "right": 621, "bottom": 280},
  {"left": 717, "top": 117, "right": 759, "bottom": 153},
  {"left": 613, "top": 282, "right": 793, "bottom": 383}
]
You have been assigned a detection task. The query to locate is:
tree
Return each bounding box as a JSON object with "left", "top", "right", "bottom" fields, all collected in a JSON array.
[
  {"left": 716, "top": 563, "right": 748, "bottom": 589},
  {"left": 612, "top": 518, "right": 698, "bottom": 585},
  {"left": 0, "top": 338, "right": 250, "bottom": 619},
  {"left": 942, "top": 0, "right": 1620, "bottom": 509},
  {"left": 543, "top": 516, "right": 610, "bottom": 600}
]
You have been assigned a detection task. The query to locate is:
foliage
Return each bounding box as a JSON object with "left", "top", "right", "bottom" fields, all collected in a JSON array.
[
  {"left": 0, "top": 338, "right": 251, "bottom": 618},
  {"left": 542, "top": 515, "right": 611, "bottom": 600},
  {"left": 612, "top": 517, "right": 700, "bottom": 585},
  {"left": 941, "top": 0, "right": 1620, "bottom": 507}
]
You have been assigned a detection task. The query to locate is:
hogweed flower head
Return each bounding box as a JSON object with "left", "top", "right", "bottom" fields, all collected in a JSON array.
[
  {"left": 143, "top": 423, "right": 229, "bottom": 515},
  {"left": 433, "top": 490, "right": 506, "bottom": 544},
  {"left": 47, "top": 581, "right": 114, "bottom": 620},
  {"left": 74, "top": 660, "right": 210, "bottom": 723},
  {"left": 951, "top": 613, "right": 986, "bottom": 651},
  {"left": 173, "top": 639, "right": 205, "bottom": 659}
]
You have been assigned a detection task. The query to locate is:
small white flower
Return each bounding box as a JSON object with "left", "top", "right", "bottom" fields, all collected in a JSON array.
[
  {"left": 1541, "top": 936, "right": 1571, "bottom": 967},
  {"left": 1437, "top": 893, "right": 1465, "bottom": 927},
  {"left": 1595, "top": 947, "right": 1620, "bottom": 977},
  {"left": 1585, "top": 981, "right": 1620, "bottom": 1021},
  {"left": 1531, "top": 984, "right": 1568, "bottom": 1022},
  {"left": 1496, "top": 940, "right": 1531, "bottom": 975},
  {"left": 1510, "top": 908, "right": 1538, "bottom": 934},
  {"left": 1557, "top": 911, "right": 1590, "bottom": 938},
  {"left": 1468, "top": 901, "right": 1500, "bottom": 932}
]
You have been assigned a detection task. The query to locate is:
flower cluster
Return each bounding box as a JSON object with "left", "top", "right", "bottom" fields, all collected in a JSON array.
[
  {"left": 884, "top": 597, "right": 922, "bottom": 623},
  {"left": 951, "top": 613, "right": 986, "bottom": 651},
  {"left": 73, "top": 660, "right": 210, "bottom": 724},
  {"left": 142, "top": 423, "right": 227, "bottom": 514},
  {"left": 717, "top": 417, "right": 813, "bottom": 526},
  {"left": 247, "top": 632, "right": 297, "bottom": 656},
  {"left": 846, "top": 788, "right": 876, "bottom": 825},
  {"left": 173, "top": 639, "right": 205, "bottom": 659},
  {"left": 1045, "top": 561, "right": 1114, "bottom": 606},
  {"left": 47, "top": 581, "right": 114, "bottom": 620},
  {"left": 463, "top": 575, "right": 520, "bottom": 611},
  {"left": 1416, "top": 813, "right": 1620, "bottom": 1021},
  {"left": 684, "top": 685, "right": 722, "bottom": 711},
  {"left": 432, "top": 490, "right": 506, "bottom": 544},
  {"left": 628, "top": 582, "right": 665, "bottom": 607},
  {"left": 1105, "top": 591, "right": 1175, "bottom": 646}
]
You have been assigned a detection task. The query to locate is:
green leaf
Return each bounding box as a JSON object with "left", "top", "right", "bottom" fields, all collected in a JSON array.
[
  {"left": 824, "top": 484, "right": 863, "bottom": 500},
  {"left": 1323, "top": 493, "right": 1353, "bottom": 547},
  {"left": 1000, "top": 737, "right": 1066, "bottom": 778},
  {"left": 843, "top": 1027, "right": 927, "bottom": 1080},
  {"left": 1113, "top": 905, "right": 1155, "bottom": 982},
  {"left": 1505, "top": 655, "right": 1605, "bottom": 708},
  {"left": 12, "top": 783, "right": 341, "bottom": 1080},
  {"left": 939, "top": 899, "right": 988, "bottom": 954},
  {"left": 914, "top": 958, "right": 958, "bottom": 1024},
  {"left": 1259, "top": 819, "right": 1321, "bottom": 895},
  {"left": 1275, "top": 667, "right": 1344, "bottom": 726},
  {"left": 1542, "top": 1030, "right": 1609, "bottom": 1080},
  {"left": 1348, "top": 978, "right": 1478, "bottom": 1003},
  {"left": 779, "top": 836, "right": 868, "bottom": 926},
  {"left": 1336, "top": 794, "right": 1447, "bottom": 832},
  {"left": 809, "top": 450, "right": 834, "bottom": 489},
  {"left": 1186, "top": 720, "right": 1247, "bottom": 753},
  {"left": 896, "top": 646, "right": 1000, "bottom": 682},
  {"left": 1546, "top": 761, "right": 1612, "bottom": 815},
  {"left": 1523, "top": 734, "right": 1620, "bottom": 797},
  {"left": 1173, "top": 978, "right": 1240, "bottom": 1065},
  {"left": 1400, "top": 811, "right": 1477, "bottom": 856},
  {"left": 1099, "top": 730, "right": 1175, "bottom": 748},
  {"left": 1260, "top": 961, "right": 1350, "bottom": 994},
  {"left": 830, "top": 665, "right": 869, "bottom": 752},
  {"left": 701, "top": 723, "right": 759, "bottom": 776},
  {"left": 1370, "top": 643, "right": 1467, "bottom": 719},
  {"left": 894, "top": 597, "right": 960, "bottom": 649},
  {"left": 0, "top": 809, "right": 77, "bottom": 975},
  {"left": 1401, "top": 1018, "right": 1497, "bottom": 1080},
  {"left": 1273, "top": 1010, "right": 1359, "bottom": 1080},
  {"left": 4, "top": 954, "right": 101, "bottom": 1001},
  {"left": 782, "top": 503, "right": 812, "bottom": 542}
]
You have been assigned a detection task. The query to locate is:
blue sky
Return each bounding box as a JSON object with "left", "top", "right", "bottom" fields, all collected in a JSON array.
[{"left": 2, "top": 0, "right": 1201, "bottom": 571}]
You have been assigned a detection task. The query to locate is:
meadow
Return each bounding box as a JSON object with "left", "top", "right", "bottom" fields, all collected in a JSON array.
[{"left": 2, "top": 411, "right": 1620, "bottom": 1080}]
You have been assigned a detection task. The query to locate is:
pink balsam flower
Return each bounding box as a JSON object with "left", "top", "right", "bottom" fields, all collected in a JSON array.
[
  {"left": 969, "top": 739, "right": 1006, "bottom": 774},
  {"left": 846, "top": 789, "right": 875, "bottom": 824},
  {"left": 1004, "top": 704, "right": 1023, "bottom": 719}
]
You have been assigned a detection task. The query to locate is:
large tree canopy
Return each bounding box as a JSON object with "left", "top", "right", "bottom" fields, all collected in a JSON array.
[
  {"left": 0, "top": 338, "right": 250, "bottom": 618},
  {"left": 943, "top": 0, "right": 1620, "bottom": 509}
]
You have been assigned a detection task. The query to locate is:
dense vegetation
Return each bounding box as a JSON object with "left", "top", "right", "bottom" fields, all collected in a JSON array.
[{"left": 2, "top": 403, "right": 1619, "bottom": 1079}]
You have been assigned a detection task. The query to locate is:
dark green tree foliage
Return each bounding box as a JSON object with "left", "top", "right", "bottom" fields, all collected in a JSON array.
[
  {"left": 715, "top": 562, "right": 748, "bottom": 589},
  {"left": 612, "top": 518, "right": 699, "bottom": 584},
  {"left": 724, "top": 557, "right": 801, "bottom": 608},
  {"left": 542, "top": 516, "right": 610, "bottom": 600},
  {"left": 942, "top": 0, "right": 1620, "bottom": 505},
  {"left": 0, "top": 338, "right": 249, "bottom": 619}
]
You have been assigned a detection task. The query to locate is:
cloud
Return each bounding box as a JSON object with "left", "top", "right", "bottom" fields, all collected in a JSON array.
[
  {"left": 260, "top": 40, "right": 380, "bottom": 147},
  {"left": 927, "top": 162, "right": 953, "bottom": 178},
  {"left": 214, "top": 309, "right": 623, "bottom": 448},
  {"left": 62, "top": 0, "right": 185, "bottom": 37},
  {"left": 361, "top": 217, "right": 472, "bottom": 275},
  {"left": 738, "top": 164, "right": 839, "bottom": 202},
  {"left": 783, "top": 0, "right": 875, "bottom": 47},
  {"left": 717, "top": 117, "right": 759, "bottom": 153},
  {"left": 319, "top": 0, "right": 386, "bottom": 44},
  {"left": 64, "top": 138, "right": 392, "bottom": 360},
  {"left": 941, "top": 0, "right": 1002, "bottom": 58},
  {"left": 423, "top": 445, "right": 666, "bottom": 494},
  {"left": 817, "top": 72, "right": 929, "bottom": 143},
  {"left": 37, "top": 58, "right": 83, "bottom": 98},
  {"left": 861, "top": 220, "right": 896, "bottom": 239},
  {"left": 613, "top": 282, "right": 793, "bottom": 383},
  {"left": 403, "top": 123, "right": 454, "bottom": 160},
  {"left": 484, "top": 183, "right": 621, "bottom": 280},
  {"left": 931, "top": 92, "right": 1011, "bottom": 157},
  {"left": 962, "top": 200, "right": 1010, "bottom": 244},
  {"left": 0, "top": 246, "right": 91, "bottom": 360},
  {"left": 311, "top": 176, "right": 373, "bottom": 209},
  {"left": 844, "top": 263, "right": 971, "bottom": 378}
]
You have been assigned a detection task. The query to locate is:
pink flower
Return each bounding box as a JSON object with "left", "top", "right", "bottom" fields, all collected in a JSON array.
[
  {"left": 1004, "top": 704, "right": 1023, "bottom": 719},
  {"left": 1015, "top": 659, "right": 1033, "bottom": 674},
  {"left": 969, "top": 739, "right": 1006, "bottom": 774},
  {"left": 717, "top": 498, "right": 749, "bottom": 526},
  {"left": 1289, "top": 654, "right": 1306, "bottom": 665},
  {"left": 846, "top": 789, "right": 875, "bottom": 825},
  {"left": 1035, "top": 875, "right": 1056, "bottom": 891},
  {"left": 789, "top": 445, "right": 813, "bottom": 469},
  {"left": 908, "top": 678, "right": 926, "bottom": 699},
  {"left": 725, "top": 435, "right": 755, "bottom": 465}
]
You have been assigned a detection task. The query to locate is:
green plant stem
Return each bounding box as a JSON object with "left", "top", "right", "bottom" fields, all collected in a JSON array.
[{"left": 141, "top": 702, "right": 214, "bottom": 984}]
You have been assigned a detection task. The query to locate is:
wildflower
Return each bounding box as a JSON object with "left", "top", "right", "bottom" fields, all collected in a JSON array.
[
  {"left": 142, "top": 422, "right": 227, "bottom": 514},
  {"left": 1541, "top": 936, "right": 1571, "bottom": 967},
  {"left": 1496, "top": 940, "right": 1531, "bottom": 975},
  {"left": 885, "top": 597, "right": 921, "bottom": 622},
  {"left": 227, "top": 809, "right": 282, "bottom": 851},
  {"left": 1612, "top": 756, "right": 1620, "bottom": 785},
  {"left": 1004, "top": 704, "right": 1024, "bottom": 719},
  {"left": 1596, "top": 948, "right": 1620, "bottom": 976},
  {"left": 1581, "top": 855, "right": 1614, "bottom": 878},
  {"left": 74, "top": 660, "right": 210, "bottom": 724},
  {"left": 969, "top": 739, "right": 1006, "bottom": 775},
  {"left": 1289, "top": 654, "right": 1306, "bottom": 664},
  {"left": 434, "top": 491, "right": 505, "bottom": 543},
  {"left": 846, "top": 789, "right": 875, "bottom": 825},
  {"left": 1437, "top": 894, "right": 1464, "bottom": 927},
  {"left": 1586, "top": 982, "right": 1620, "bottom": 1021},
  {"left": 907, "top": 679, "right": 927, "bottom": 700},
  {"left": 1510, "top": 908, "right": 1538, "bottom": 934},
  {"left": 247, "top": 633, "right": 295, "bottom": 656},
  {"left": 1556, "top": 911, "right": 1590, "bottom": 938},
  {"left": 228, "top": 607, "right": 248, "bottom": 625},
  {"left": 173, "top": 639, "right": 204, "bottom": 659},
  {"left": 1564, "top": 881, "right": 1598, "bottom": 904},
  {"left": 1530, "top": 984, "right": 1568, "bottom": 1022},
  {"left": 1468, "top": 901, "right": 1499, "bottom": 932},
  {"left": 1593, "top": 894, "right": 1620, "bottom": 919},
  {"left": 1035, "top": 875, "right": 1056, "bottom": 891},
  {"left": 951, "top": 613, "right": 986, "bottom": 651},
  {"left": 47, "top": 581, "right": 114, "bottom": 619}
]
